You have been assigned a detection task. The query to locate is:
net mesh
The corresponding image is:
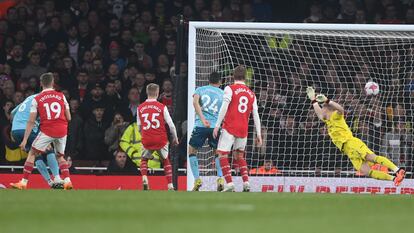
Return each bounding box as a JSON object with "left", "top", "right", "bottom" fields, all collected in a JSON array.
[{"left": 192, "top": 27, "right": 414, "bottom": 180}]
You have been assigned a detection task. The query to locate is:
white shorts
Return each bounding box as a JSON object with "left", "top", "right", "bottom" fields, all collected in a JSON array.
[
  {"left": 217, "top": 129, "right": 247, "bottom": 154},
  {"left": 32, "top": 131, "right": 67, "bottom": 156},
  {"left": 142, "top": 143, "right": 169, "bottom": 160}
]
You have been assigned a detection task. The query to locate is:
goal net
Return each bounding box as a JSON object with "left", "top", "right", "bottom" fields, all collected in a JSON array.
[{"left": 187, "top": 23, "right": 414, "bottom": 193}]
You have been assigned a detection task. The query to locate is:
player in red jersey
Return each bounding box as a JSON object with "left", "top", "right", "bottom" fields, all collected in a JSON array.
[
  {"left": 213, "top": 65, "right": 262, "bottom": 192},
  {"left": 137, "top": 83, "right": 179, "bottom": 191},
  {"left": 10, "top": 73, "right": 73, "bottom": 190}
]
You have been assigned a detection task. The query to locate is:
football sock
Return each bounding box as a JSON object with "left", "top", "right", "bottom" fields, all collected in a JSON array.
[
  {"left": 237, "top": 158, "right": 249, "bottom": 182},
  {"left": 219, "top": 157, "right": 232, "bottom": 183},
  {"left": 140, "top": 158, "right": 148, "bottom": 176},
  {"left": 23, "top": 161, "right": 34, "bottom": 180},
  {"left": 46, "top": 152, "right": 60, "bottom": 178},
  {"left": 215, "top": 156, "right": 223, "bottom": 177},
  {"left": 374, "top": 156, "right": 398, "bottom": 172},
  {"left": 58, "top": 161, "right": 70, "bottom": 179},
  {"left": 163, "top": 157, "right": 173, "bottom": 184},
  {"left": 189, "top": 154, "right": 200, "bottom": 179},
  {"left": 35, "top": 159, "right": 51, "bottom": 183},
  {"left": 369, "top": 170, "right": 394, "bottom": 181}
]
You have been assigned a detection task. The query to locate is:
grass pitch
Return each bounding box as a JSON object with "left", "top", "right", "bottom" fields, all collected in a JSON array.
[{"left": 0, "top": 190, "right": 412, "bottom": 233}]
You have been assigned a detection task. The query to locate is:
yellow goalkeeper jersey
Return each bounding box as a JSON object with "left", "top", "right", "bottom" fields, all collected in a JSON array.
[{"left": 323, "top": 111, "right": 353, "bottom": 150}]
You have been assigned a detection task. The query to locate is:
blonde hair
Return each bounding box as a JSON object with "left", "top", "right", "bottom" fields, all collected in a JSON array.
[{"left": 146, "top": 83, "right": 160, "bottom": 97}]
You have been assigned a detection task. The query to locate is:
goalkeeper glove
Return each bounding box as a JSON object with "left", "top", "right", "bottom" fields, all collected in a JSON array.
[
  {"left": 315, "top": 94, "right": 329, "bottom": 104},
  {"left": 306, "top": 87, "right": 315, "bottom": 101}
]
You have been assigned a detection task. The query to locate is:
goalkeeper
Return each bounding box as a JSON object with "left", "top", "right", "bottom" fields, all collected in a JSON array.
[{"left": 306, "top": 87, "right": 405, "bottom": 186}]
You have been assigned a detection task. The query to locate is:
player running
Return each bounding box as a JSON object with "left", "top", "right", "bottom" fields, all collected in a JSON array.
[
  {"left": 137, "top": 83, "right": 179, "bottom": 191},
  {"left": 189, "top": 71, "right": 224, "bottom": 191},
  {"left": 213, "top": 65, "right": 262, "bottom": 192},
  {"left": 306, "top": 87, "right": 406, "bottom": 186},
  {"left": 11, "top": 94, "right": 63, "bottom": 189},
  {"left": 10, "top": 73, "right": 73, "bottom": 190}
]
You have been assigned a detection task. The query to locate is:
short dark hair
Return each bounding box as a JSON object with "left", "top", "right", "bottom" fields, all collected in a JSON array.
[
  {"left": 208, "top": 71, "right": 220, "bottom": 84},
  {"left": 40, "top": 72, "right": 54, "bottom": 87},
  {"left": 233, "top": 65, "right": 246, "bottom": 81}
]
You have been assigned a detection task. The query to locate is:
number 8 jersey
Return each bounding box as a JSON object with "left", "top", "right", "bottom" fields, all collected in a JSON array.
[
  {"left": 31, "top": 89, "right": 69, "bottom": 138},
  {"left": 222, "top": 82, "right": 257, "bottom": 138}
]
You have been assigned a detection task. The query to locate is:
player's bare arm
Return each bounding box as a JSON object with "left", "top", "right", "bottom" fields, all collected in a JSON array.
[
  {"left": 193, "top": 94, "right": 210, "bottom": 128},
  {"left": 65, "top": 108, "right": 71, "bottom": 122},
  {"left": 20, "top": 112, "right": 37, "bottom": 150}
]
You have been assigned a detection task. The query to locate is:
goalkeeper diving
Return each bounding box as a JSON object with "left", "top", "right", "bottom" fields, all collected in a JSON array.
[{"left": 306, "top": 87, "right": 405, "bottom": 186}]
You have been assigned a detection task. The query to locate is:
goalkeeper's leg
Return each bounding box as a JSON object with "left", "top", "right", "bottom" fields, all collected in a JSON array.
[
  {"left": 365, "top": 154, "right": 405, "bottom": 186},
  {"left": 360, "top": 162, "right": 394, "bottom": 181}
]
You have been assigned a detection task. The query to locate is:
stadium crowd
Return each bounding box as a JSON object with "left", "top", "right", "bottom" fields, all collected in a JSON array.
[{"left": 0, "top": 0, "right": 413, "bottom": 174}]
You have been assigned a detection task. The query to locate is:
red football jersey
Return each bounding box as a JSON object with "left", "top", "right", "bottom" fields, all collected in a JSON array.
[
  {"left": 137, "top": 99, "right": 168, "bottom": 150},
  {"left": 32, "top": 89, "right": 69, "bottom": 138},
  {"left": 222, "top": 83, "right": 256, "bottom": 138}
]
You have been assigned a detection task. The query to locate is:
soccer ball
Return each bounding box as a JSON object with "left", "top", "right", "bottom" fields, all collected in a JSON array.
[{"left": 364, "top": 81, "right": 380, "bottom": 96}]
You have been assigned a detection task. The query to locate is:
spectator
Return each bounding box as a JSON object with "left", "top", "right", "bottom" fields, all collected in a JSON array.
[
  {"left": 146, "top": 28, "right": 163, "bottom": 63},
  {"left": 80, "top": 82, "right": 110, "bottom": 120},
  {"left": 159, "top": 78, "right": 173, "bottom": 114},
  {"left": 304, "top": 3, "right": 323, "bottom": 23},
  {"left": 44, "top": 16, "right": 66, "bottom": 51},
  {"left": 104, "top": 113, "right": 129, "bottom": 154},
  {"left": 66, "top": 98, "right": 83, "bottom": 159},
  {"left": 6, "top": 44, "right": 26, "bottom": 78},
  {"left": 133, "top": 41, "right": 153, "bottom": 71},
  {"left": 119, "top": 122, "right": 161, "bottom": 168},
  {"left": 107, "top": 150, "right": 138, "bottom": 174},
  {"left": 123, "top": 87, "right": 140, "bottom": 121},
  {"left": 250, "top": 160, "right": 280, "bottom": 175},
  {"left": 105, "top": 41, "right": 126, "bottom": 72},
  {"left": 89, "top": 59, "right": 105, "bottom": 83},
  {"left": 382, "top": 4, "right": 402, "bottom": 24},
  {"left": 156, "top": 54, "right": 170, "bottom": 81},
  {"left": 66, "top": 24, "right": 80, "bottom": 64},
  {"left": 83, "top": 104, "right": 110, "bottom": 161},
  {"left": 20, "top": 51, "right": 46, "bottom": 80}
]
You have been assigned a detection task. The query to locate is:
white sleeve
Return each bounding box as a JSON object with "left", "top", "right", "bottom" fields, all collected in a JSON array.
[
  {"left": 136, "top": 110, "right": 141, "bottom": 127},
  {"left": 63, "top": 95, "right": 70, "bottom": 110},
  {"left": 215, "top": 86, "right": 232, "bottom": 128},
  {"left": 30, "top": 98, "right": 38, "bottom": 113},
  {"left": 164, "top": 106, "right": 178, "bottom": 140},
  {"left": 252, "top": 96, "right": 262, "bottom": 138}
]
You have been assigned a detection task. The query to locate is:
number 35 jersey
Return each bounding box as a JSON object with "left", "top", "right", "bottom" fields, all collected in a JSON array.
[
  {"left": 222, "top": 82, "right": 257, "bottom": 138},
  {"left": 137, "top": 99, "right": 170, "bottom": 150},
  {"left": 31, "top": 89, "right": 69, "bottom": 138},
  {"left": 194, "top": 85, "right": 224, "bottom": 128}
]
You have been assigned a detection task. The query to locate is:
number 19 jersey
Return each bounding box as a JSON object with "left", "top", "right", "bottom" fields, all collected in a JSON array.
[
  {"left": 31, "top": 89, "right": 69, "bottom": 138},
  {"left": 222, "top": 83, "right": 256, "bottom": 138},
  {"left": 194, "top": 85, "right": 224, "bottom": 128}
]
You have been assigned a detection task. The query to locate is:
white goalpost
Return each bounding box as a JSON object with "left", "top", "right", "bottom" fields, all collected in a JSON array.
[{"left": 187, "top": 22, "right": 414, "bottom": 193}]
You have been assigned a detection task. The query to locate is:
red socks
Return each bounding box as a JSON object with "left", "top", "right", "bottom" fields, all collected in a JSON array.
[
  {"left": 237, "top": 158, "right": 249, "bottom": 182},
  {"left": 163, "top": 158, "right": 172, "bottom": 184},
  {"left": 58, "top": 161, "right": 70, "bottom": 179},
  {"left": 219, "top": 157, "right": 233, "bottom": 183},
  {"left": 23, "top": 161, "right": 34, "bottom": 180},
  {"left": 140, "top": 158, "right": 148, "bottom": 176}
]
